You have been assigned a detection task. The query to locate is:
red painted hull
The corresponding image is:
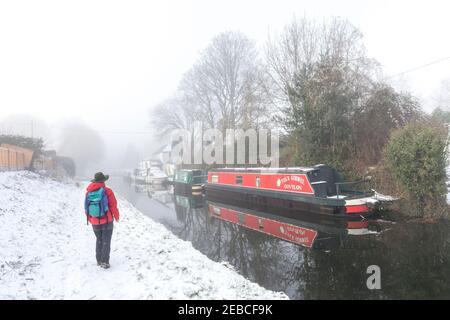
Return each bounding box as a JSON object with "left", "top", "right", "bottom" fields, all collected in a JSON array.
[{"left": 208, "top": 171, "right": 315, "bottom": 195}]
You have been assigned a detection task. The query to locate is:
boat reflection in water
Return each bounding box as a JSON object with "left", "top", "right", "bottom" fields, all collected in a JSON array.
[
  {"left": 132, "top": 181, "right": 380, "bottom": 252},
  {"left": 169, "top": 190, "right": 385, "bottom": 298},
  {"left": 133, "top": 183, "right": 174, "bottom": 206},
  {"left": 208, "top": 201, "right": 318, "bottom": 248},
  {"left": 206, "top": 200, "right": 379, "bottom": 250},
  {"left": 170, "top": 185, "right": 380, "bottom": 252},
  {"left": 174, "top": 192, "right": 205, "bottom": 223},
  {"left": 175, "top": 193, "right": 205, "bottom": 209}
]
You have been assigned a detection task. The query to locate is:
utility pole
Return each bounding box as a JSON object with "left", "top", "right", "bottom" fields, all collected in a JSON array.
[{"left": 31, "top": 120, "right": 34, "bottom": 139}]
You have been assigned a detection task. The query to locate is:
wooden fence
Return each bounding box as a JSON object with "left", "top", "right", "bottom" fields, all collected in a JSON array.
[{"left": 0, "top": 145, "right": 33, "bottom": 171}]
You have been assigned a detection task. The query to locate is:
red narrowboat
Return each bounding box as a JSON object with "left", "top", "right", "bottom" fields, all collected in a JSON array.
[{"left": 205, "top": 165, "right": 395, "bottom": 219}]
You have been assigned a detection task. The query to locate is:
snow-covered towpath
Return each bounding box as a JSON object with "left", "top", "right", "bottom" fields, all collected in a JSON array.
[{"left": 0, "top": 171, "right": 288, "bottom": 300}]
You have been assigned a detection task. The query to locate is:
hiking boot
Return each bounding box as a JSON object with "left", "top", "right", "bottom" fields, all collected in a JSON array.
[
  {"left": 100, "top": 262, "right": 110, "bottom": 269},
  {"left": 97, "top": 261, "right": 101, "bottom": 266}
]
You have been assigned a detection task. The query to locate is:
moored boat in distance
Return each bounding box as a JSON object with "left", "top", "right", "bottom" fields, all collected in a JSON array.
[
  {"left": 134, "top": 159, "right": 168, "bottom": 185},
  {"left": 205, "top": 165, "right": 395, "bottom": 219},
  {"left": 174, "top": 169, "right": 208, "bottom": 194},
  {"left": 145, "top": 166, "right": 169, "bottom": 185}
]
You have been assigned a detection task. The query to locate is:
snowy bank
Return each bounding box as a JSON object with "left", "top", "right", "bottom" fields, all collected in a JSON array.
[{"left": 0, "top": 171, "right": 288, "bottom": 300}]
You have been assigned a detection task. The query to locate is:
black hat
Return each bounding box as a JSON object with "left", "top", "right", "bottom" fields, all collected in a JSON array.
[{"left": 91, "top": 172, "right": 109, "bottom": 182}]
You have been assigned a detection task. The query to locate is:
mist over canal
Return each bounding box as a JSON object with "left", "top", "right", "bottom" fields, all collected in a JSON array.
[{"left": 109, "top": 176, "right": 450, "bottom": 299}]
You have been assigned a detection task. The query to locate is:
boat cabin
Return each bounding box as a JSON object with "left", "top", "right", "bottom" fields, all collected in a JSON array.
[
  {"left": 205, "top": 165, "right": 381, "bottom": 217},
  {"left": 207, "top": 165, "right": 360, "bottom": 198},
  {"left": 174, "top": 169, "right": 208, "bottom": 193}
]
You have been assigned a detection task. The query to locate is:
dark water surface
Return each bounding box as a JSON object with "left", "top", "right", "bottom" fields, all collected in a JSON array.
[{"left": 109, "top": 177, "right": 450, "bottom": 299}]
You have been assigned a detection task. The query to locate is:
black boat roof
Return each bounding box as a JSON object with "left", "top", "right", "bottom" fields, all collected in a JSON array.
[{"left": 176, "top": 169, "right": 205, "bottom": 173}]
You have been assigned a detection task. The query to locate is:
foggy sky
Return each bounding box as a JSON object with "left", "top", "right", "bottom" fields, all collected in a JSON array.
[{"left": 1, "top": 0, "right": 450, "bottom": 168}]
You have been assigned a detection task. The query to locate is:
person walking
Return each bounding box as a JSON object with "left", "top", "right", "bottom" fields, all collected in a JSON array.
[{"left": 84, "top": 172, "right": 120, "bottom": 269}]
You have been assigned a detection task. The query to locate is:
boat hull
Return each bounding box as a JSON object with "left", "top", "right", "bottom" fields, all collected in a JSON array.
[
  {"left": 205, "top": 184, "right": 378, "bottom": 220},
  {"left": 174, "top": 182, "right": 204, "bottom": 194}
]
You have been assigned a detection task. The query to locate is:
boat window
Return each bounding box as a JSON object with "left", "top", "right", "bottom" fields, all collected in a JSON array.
[
  {"left": 256, "top": 176, "right": 260, "bottom": 187},
  {"left": 235, "top": 176, "right": 243, "bottom": 185},
  {"left": 211, "top": 175, "right": 219, "bottom": 183}
]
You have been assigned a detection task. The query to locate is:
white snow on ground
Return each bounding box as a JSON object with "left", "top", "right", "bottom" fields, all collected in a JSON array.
[{"left": 0, "top": 171, "right": 288, "bottom": 300}]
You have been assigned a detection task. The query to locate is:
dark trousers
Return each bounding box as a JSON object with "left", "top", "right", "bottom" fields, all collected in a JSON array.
[{"left": 92, "top": 222, "right": 114, "bottom": 264}]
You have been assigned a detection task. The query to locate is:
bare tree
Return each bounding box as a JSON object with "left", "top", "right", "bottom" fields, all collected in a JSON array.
[
  {"left": 265, "top": 17, "right": 381, "bottom": 172},
  {"left": 151, "top": 95, "right": 199, "bottom": 135},
  {"left": 266, "top": 16, "right": 376, "bottom": 108},
  {"left": 150, "top": 31, "right": 272, "bottom": 164},
  {"left": 180, "top": 31, "right": 270, "bottom": 132},
  {"left": 265, "top": 16, "right": 425, "bottom": 175}
]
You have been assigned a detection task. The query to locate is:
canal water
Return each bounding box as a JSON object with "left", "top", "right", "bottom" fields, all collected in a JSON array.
[{"left": 109, "top": 177, "right": 450, "bottom": 299}]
